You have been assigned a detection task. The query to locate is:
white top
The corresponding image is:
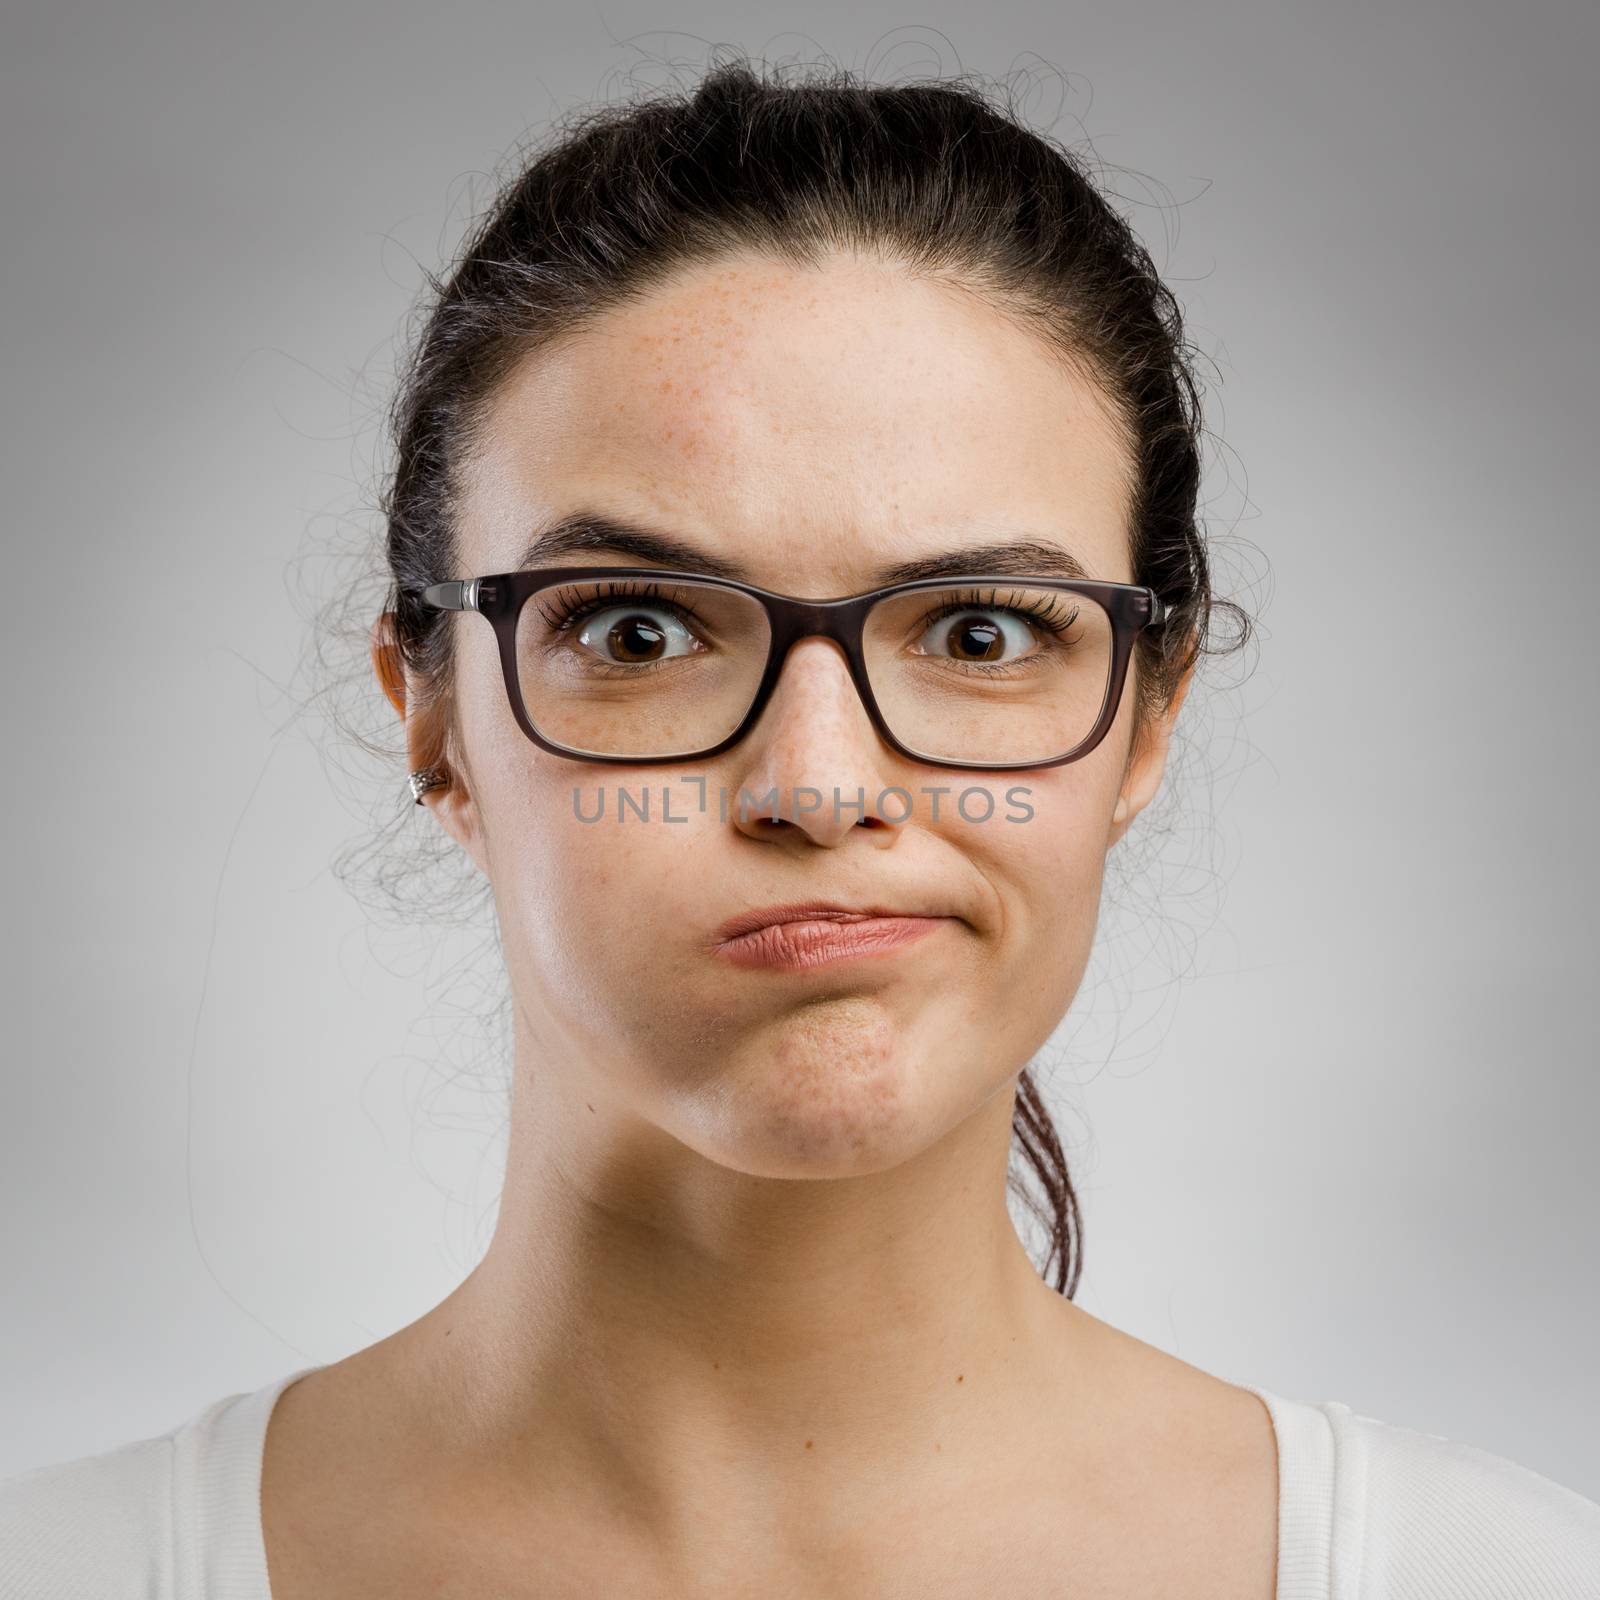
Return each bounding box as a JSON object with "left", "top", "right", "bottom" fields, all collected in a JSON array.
[{"left": 3, "top": 1365, "right": 1599, "bottom": 1597}]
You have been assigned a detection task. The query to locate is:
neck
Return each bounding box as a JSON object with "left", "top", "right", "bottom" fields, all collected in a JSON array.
[{"left": 384, "top": 1015, "right": 1107, "bottom": 1534}]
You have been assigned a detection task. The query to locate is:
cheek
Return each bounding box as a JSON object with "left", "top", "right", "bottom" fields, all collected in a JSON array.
[
  {"left": 478, "top": 762, "right": 713, "bottom": 1020},
  {"left": 969, "top": 768, "right": 1115, "bottom": 996}
]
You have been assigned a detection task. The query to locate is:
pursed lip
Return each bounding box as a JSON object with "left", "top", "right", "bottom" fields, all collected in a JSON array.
[{"left": 713, "top": 900, "right": 949, "bottom": 945}]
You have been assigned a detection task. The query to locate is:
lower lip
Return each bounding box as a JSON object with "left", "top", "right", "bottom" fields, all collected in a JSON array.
[{"left": 714, "top": 916, "right": 948, "bottom": 971}]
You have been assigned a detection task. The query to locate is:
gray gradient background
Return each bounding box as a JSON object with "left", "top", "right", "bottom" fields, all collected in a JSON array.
[{"left": 3, "top": 3, "right": 1597, "bottom": 1499}]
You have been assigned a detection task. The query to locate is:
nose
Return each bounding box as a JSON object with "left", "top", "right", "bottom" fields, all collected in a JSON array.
[{"left": 726, "top": 635, "right": 903, "bottom": 847}]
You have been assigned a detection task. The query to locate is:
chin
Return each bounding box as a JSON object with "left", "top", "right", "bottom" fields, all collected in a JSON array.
[{"left": 663, "top": 999, "right": 971, "bottom": 1179}]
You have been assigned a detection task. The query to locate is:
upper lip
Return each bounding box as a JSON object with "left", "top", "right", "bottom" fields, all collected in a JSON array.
[{"left": 714, "top": 901, "right": 947, "bottom": 943}]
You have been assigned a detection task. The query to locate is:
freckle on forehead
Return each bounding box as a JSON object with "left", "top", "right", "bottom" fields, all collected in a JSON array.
[{"left": 479, "top": 252, "right": 1134, "bottom": 575}]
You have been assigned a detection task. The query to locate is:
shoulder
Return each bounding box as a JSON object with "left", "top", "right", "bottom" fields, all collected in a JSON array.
[
  {"left": 1336, "top": 1403, "right": 1600, "bottom": 1598},
  {"left": 0, "top": 1366, "right": 321, "bottom": 1600},
  {"left": 0, "top": 1432, "right": 174, "bottom": 1597}
]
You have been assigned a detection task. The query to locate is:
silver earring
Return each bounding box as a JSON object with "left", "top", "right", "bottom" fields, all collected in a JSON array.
[{"left": 409, "top": 766, "right": 449, "bottom": 805}]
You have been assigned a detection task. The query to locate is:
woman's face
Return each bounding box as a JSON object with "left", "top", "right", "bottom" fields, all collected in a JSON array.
[{"left": 394, "top": 249, "right": 1187, "bottom": 1180}]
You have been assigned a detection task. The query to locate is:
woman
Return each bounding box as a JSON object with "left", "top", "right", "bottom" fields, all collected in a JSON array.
[{"left": 4, "top": 56, "right": 1598, "bottom": 1600}]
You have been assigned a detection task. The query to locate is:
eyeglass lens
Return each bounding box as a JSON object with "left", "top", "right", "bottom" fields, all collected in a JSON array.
[{"left": 513, "top": 575, "right": 1115, "bottom": 764}]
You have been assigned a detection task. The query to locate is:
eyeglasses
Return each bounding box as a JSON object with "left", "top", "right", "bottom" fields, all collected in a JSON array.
[{"left": 413, "top": 566, "right": 1169, "bottom": 771}]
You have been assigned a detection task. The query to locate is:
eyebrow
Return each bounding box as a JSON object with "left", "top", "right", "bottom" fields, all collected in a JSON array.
[{"left": 510, "top": 510, "right": 1094, "bottom": 588}]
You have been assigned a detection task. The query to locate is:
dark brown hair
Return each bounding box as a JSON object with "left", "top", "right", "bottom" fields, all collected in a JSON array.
[{"left": 357, "top": 52, "right": 1253, "bottom": 1296}]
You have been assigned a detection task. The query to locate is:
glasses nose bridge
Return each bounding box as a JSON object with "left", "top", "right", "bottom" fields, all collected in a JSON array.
[
  {"left": 772, "top": 585, "right": 870, "bottom": 639},
  {"left": 765, "top": 591, "right": 873, "bottom": 680}
]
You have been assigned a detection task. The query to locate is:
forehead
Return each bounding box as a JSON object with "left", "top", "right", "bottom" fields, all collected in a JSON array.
[{"left": 457, "top": 251, "right": 1137, "bottom": 588}]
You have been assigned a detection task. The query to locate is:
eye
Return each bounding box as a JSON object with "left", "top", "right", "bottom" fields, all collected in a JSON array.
[
  {"left": 911, "top": 606, "right": 1044, "bottom": 664},
  {"left": 573, "top": 602, "right": 704, "bottom": 665}
]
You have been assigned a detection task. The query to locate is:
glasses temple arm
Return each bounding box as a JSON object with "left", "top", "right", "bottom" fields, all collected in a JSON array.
[{"left": 419, "top": 580, "right": 482, "bottom": 612}]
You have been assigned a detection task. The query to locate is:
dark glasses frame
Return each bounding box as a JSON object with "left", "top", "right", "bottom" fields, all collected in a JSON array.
[{"left": 414, "top": 566, "right": 1170, "bottom": 772}]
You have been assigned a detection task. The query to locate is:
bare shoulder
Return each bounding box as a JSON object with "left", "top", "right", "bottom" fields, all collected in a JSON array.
[
  {"left": 261, "top": 1349, "right": 437, "bottom": 1600},
  {"left": 1049, "top": 1303, "right": 1280, "bottom": 1600},
  {"left": 1067, "top": 1301, "right": 1279, "bottom": 1461}
]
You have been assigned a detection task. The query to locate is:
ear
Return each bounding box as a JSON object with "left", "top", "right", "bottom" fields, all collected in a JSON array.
[
  {"left": 369, "top": 612, "right": 489, "bottom": 873},
  {"left": 370, "top": 610, "right": 409, "bottom": 717},
  {"left": 1107, "top": 653, "right": 1196, "bottom": 850}
]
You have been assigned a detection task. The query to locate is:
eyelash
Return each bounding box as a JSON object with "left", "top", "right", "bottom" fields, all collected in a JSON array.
[
  {"left": 921, "top": 588, "right": 1083, "bottom": 637},
  {"left": 535, "top": 580, "right": 705, "bottom": 636}
]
